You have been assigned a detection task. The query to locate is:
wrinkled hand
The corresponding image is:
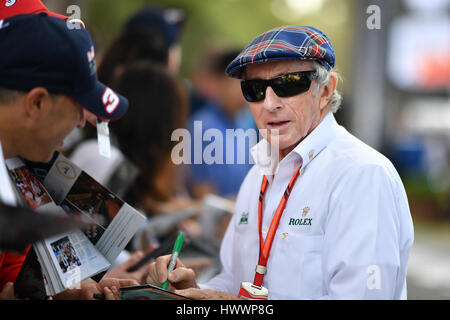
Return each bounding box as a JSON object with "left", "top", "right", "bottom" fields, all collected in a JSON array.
[
  {"left": 96, "top": 278, "right": 139, "bottom": 300},
  {"left": 105, "top": 251, "right": 148, "bottom": 284},
  {"left": 175, "top": 288, "right": 240, "bottom": 300},
  {"left": 146, "top": 254, "right": 198, "bottom": 291}
]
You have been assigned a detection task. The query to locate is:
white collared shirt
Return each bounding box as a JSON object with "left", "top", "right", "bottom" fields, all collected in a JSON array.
[{"left": 201, "top": 112, "right": 414, "bottom": 299}]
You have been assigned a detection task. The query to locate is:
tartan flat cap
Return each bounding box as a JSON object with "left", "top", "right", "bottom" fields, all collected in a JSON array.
[{"left": 226, "top": 25, "right": 335, "bottom": 78}]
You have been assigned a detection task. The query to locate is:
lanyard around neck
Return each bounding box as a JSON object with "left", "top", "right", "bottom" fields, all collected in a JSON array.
[{"left": 253, "top": 159, "right": 303, "bottom": 287}]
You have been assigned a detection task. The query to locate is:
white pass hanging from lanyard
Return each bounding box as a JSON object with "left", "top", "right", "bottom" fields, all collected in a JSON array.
[
  {"left": 238, "top": 160, "right": 303, "bottom": 300},
  {"left": 96, "top": 119, "right": 111, "bottom": 159}
]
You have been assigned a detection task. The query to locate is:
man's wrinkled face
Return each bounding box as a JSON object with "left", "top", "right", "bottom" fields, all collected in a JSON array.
[{"left": 245, "top": 60, "right": 322, "bottom": 158}]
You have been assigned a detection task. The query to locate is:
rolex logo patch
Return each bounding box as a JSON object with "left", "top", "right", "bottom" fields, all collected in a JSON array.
[
  {"left": 288, "top": 206, "right": 312, "bottom": 226},
  {"left": 239, "top": 212, "right": 249, "bottom": 225},
  {"left": 288, "top": 218, "right": 312, "bottom": 226}
]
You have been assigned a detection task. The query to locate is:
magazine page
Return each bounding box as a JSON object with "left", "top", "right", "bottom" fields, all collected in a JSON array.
[
  {"left": 42, "top": 155, "right": 82, "bottom": 205},
  {"left": 39, "top": 152, "right": 146, "bottom": 263},
  {"left": 6, "top": 157, "right": 110, "bottom": 297},
  {"left": 94, "top": 203, "right": 146, "bottom": 263},
  {"left": 61, "top": 170, "right": 126, "bottom": 244},
  {"left": 5, "top": 157, "right": 59, "bottom": 213},
  {"left": 42, "top": 230, "right": 111, "bottom": 295}
]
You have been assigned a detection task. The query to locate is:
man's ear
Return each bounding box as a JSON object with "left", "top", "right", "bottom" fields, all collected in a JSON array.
[
  {"left": 23, "top": 87, "right": 54, "bottom": 120},
  {"left": 319, "top": 72, "right": 338, "bottom": 111}
]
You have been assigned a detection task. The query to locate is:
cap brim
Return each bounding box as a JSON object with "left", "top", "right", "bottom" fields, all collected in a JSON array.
[
  {"left": 47, "top": 11, "right": 68, "bottom": 20},
  {"left": 69, "top": 81, "right": 128, "bottom": 121}
]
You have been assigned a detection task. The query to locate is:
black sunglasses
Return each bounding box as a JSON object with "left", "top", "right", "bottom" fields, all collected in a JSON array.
[{"left": 241, "top": 70, "right": 317, "bottom": 102}]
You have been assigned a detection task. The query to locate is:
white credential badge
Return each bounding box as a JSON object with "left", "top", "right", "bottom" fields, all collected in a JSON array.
[{"left": 96, "top": 120, "right": 111, "bottom": 159}]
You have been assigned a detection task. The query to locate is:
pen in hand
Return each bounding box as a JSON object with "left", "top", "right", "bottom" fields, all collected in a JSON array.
[{"left": 162, "top": 231, "right": 184, "bottom": 290}]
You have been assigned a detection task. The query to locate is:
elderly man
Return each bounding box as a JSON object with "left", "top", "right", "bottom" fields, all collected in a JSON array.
[
  {"left": 0, "top": 13, "right": 132, "bottom": 299},
  {"left": 148, "top": 25, "right": 414, "bottom": 300}
]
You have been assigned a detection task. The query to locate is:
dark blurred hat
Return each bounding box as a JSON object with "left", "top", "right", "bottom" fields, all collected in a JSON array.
[
  {"left": 124, "top": 5, "right": 186, "bottom": 47},
  {"left": 0, "top": 13, "right": 128, "bottom": 120},
  {"left": 226, "top": 25, "right": 335, "bottom": 78},
  {"left": 0, "top": 0, "right": 68, "bottom": 20}
]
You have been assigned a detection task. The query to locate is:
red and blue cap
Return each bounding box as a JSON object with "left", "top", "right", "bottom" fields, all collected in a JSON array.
[
  {"left": 0, "top": 13, "right": 128, "bottom": 120},
  {"left": 226, "top": 25, "right": 335, "bottom": 79}
]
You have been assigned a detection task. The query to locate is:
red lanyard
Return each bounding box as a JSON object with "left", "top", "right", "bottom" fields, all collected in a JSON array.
[{"left": 253, "top": 160, "right": 303, "bottom": 287}]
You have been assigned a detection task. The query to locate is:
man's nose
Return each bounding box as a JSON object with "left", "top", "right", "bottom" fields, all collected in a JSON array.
[
  {"left": 84, "top": 109, "right": 98, "bottom": 127},
  {"left": 262, "top": 86, "right": 282, "bottom": 112},
  {"left": 76, "top": 109, "right": 97, "bottom": 128}
]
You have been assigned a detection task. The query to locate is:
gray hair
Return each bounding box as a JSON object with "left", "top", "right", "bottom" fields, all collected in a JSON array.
[
  {"left": 312, "top": 61, "right": 342, "bottom": 113},
  {"left": 0, "top": 86, "right": 61, "bottom": 105}
]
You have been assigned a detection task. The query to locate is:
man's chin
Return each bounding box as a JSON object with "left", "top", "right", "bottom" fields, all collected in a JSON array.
[
  {"left": 24, "top": 150, "right": 55, "bottom": 164},
  {"left": 266, "top": 134, "right": 298, "bottom": 149}
]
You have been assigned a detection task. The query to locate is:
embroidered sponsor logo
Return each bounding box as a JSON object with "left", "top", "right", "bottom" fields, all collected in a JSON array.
[
  {"left": 288, "top": 218, "right": 312, "bottom": 226},
  {"left": 5, "top": 0, "right": 16, "bottom": 7},
  {"left": 87, "top": 45, "right": 95, "bottom": 62},
  {"left": 86, "top": 45, "right": 96, "bottom": 75},
  {"left": 289, "top": 206, "right": 312, "bottom": 226},
  {"left": 0, "top": 19, "right": 10, "bottom": 30},
  {"left": 102, "top": 87, "right": 120, "bottom": 114},
  {"left": 238, "top": 212, "right": 249, "bottom": 225}
]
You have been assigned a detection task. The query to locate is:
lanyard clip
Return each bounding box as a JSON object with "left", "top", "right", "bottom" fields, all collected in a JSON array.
[
  {"left": 238, "top": 282, "right": 268, "bottom": 300},
  {"left": 255, "top": 264, "right": 267, "bottom": 275}
]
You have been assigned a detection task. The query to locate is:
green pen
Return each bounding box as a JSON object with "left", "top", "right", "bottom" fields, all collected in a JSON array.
[{"left": 162, "top": 231, "right": 184, "bottom": 290}]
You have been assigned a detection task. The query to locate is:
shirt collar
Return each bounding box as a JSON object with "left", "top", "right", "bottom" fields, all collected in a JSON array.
[{"left": 251, "top": 112, "right": 339, "bottom": 176}]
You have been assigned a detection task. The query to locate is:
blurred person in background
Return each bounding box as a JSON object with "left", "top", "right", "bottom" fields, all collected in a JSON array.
[
  {"left": 97, "top": 28, "right": 170, "bottom": 89},
  {"left": 103, "top": 62, "right": 212, "bottom": 283},
  {"left": 189, "top": 46, "right": 225, "bottom": 117},
  {"left": 187, "top": 49, "right": 256, "bottom": 199},
  {"left": 123, "top": 4, "right": 187, "bottom": 75},
  {"left": 110, "top": 62, "right": 190, "bottom": 216}
]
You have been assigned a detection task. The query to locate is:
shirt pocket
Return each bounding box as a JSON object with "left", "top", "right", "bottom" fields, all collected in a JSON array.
[
  {"left": 269, "top": 233, "right": 324, "bottom": 299},
  {"left": 300, "top": 235, "right": 324, "bottom": 298}
]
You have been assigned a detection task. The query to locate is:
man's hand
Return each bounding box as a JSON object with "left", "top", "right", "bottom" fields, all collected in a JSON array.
[
  {"left": 175, "top": 288, "right": 241, "bottom": 300},
  {"left": 105, "top": 251, "right": 148, "bottom": 284},
  {"left": 55, "top": 277, "right": 139, "bottom": 300},
  {"left": 146, "top": 254, "right": 198, "bottom": 291}
]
